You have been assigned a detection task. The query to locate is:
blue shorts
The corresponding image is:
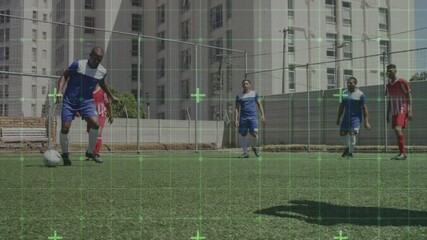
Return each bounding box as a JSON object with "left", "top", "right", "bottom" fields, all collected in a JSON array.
[
  {"left": 239, "top": 118, "right": 258, "bottom": 136},
  {"left": 61, "top": 99, "right": 98, "bottom": 122},
  {"left": 340, "top": 117, "right": 361, "bottom": 134}
]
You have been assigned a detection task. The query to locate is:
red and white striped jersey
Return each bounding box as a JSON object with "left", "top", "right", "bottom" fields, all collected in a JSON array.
[
  {"left": 93, "top": 87, "right": 110, "bottom": 117},
  {"left": 385, "top": 78, "right": 411, "bottom": 116}
]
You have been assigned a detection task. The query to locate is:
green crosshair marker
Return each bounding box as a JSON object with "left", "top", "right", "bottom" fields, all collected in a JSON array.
[
  {"left": 191, "top": 88, "right": 206, "bottom": 103},
  {"left": 48, "top": 88, "right": 63, "bottom": 104},
  {"left": 333, "top": 230, "right": 348, "bottom": 240},
  {"left": 48, "top": 230, "right": 63, "bottom": 240},
  {"left": 191, "top": 230, "right": 206, "bottom": 240},
  {"left": 333, "top": 88, "right": 348, "bottom": 103}
]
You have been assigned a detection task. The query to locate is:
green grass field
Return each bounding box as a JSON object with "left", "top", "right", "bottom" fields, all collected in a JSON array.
[{"left": 0, "top": 152, "right": 425, "bottom": 239}]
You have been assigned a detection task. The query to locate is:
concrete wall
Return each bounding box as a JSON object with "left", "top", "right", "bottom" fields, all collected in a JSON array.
[{"left": 55, "top": 117, "right": 225, "bottom": 147}]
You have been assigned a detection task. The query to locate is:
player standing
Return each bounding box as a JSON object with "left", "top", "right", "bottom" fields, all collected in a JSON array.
[
  {"left": 386, "top": 64, "right": 413, "bottom": 160},
  {"left": 85, "top": 84, "right": 113, "bottom": 161},
  {"left": 56, "top": 46, "right": 118, "bottom": 165},
  {"left": 234, "top": 79, "right": 265, "bottom": 158},
  {"left": 336, "top": 77, "right": 371, "bottom": 158}
]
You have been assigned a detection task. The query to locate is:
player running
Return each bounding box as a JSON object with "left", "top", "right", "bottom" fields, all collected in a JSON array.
[
  {"left": 234, "top": 79, "right": 265, "bottom": 158},
  {"left": 336, "top": 77, "right": 371, "bottom": 158},
  {"left": 56, "top": 46, "right": 118, "bottom": 165},
  {"left": 386, "top": 64, "right": 413, "bottom": 160},
  {"left": 85, "top": 84, "right": 113, "bottom": 161}
]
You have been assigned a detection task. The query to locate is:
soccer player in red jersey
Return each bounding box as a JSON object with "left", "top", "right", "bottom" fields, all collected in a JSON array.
[
  {"left": 85, "top": 84, "right": 113, "bottom": 162},
  {"left": 385, "top": 64, "right": 413, "bottom": 160}
]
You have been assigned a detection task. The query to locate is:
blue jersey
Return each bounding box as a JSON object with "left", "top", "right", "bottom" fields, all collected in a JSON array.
[
  {"left": 236, "top": 90, "right": 259, "bottom": 119},
  {"left": 63, "top": 59, "right": 107, "bottom": 102},
  {"left": 342, "top": 89, "right": 365, "bottom": 121}
]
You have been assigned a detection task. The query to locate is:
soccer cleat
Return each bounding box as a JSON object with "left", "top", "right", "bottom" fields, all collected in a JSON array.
[
  {"left": 391, "top": 154, "right": 407, "bottom": 160},
  {"left": 238, "top": 153, "right": 249, "bottom": 158},
  {"left": 252, "top": 147, "right": 260, "bottom": 157},
  {"left": 341, "top": 148, "right": 349, "bottom": 158},
  {"left": 347, "top": 153, "right": 353, "bottom": 159},
  {"left": 61, "top": 153, "right": 72, "bottom": 166},
  {"left": 86, "top": 152, "right": 103, "bottom": 163}
]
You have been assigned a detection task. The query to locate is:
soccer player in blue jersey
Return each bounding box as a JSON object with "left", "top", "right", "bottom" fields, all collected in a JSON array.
[
  {"left": 234, "top": 79, "right": 265, "bottom": 158},
  {"left": 56, "top": 47, "right": 118, "bottom": 165},
  {"left": 336, "top": 77, "right": 371, "bottom": 158}
]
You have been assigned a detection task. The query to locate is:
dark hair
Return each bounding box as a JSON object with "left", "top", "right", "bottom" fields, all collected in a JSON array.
[
  {"left": 387, "top": 64, "right": 396, "bottom": 70},
  {"left": 347, "top": 76, "right": 357, "bottom": 84},
  {"left": 242, "top": 79, "right": 251, "bottom": 84}
]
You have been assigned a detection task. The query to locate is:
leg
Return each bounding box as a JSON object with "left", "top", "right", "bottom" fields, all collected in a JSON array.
[
  {"left": 340, "top": 131, "right": 350, "bottom": 157},
  {"left": 348, "top": 132, "right": 357, "bottom": 156},
  {"left": 85, "top": 116, "right": 100, "bottom": 154},
  {"left": 394, "top": 126, "right": 405, "bottom": 155},
  {"left": 94, "top": 116, "right": 106, "bottom": 154},
  {"left": 60, "top": 121, "right": 73, "bottom": 166}
]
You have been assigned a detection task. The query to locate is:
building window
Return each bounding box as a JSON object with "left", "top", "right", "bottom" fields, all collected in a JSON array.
[
  {"left": 181, "top": 19, "right": 190, "bottom": 41},
  {"left": 209, "top": 38, "right": 223, "bottom": 63},
  {"left": 132, "top": 14, "right": 143, "bottom": 31},
  {"left": 0, "top": 47, "right": 9, "bottom": 61},
  {"left": 43, "top": 14, "right": 47, "bottom": 21},
  {"left": 327, "top": 68, "right": 336, "bottom": 89},
  {"left": 0, "top": 10, "right": 11, "bottom": 24},
  {"left": 32, "top": 66, "right": 37, "bottom": 74},
  {"left": 181, "top": 0, "right": 190, "bottom": 13},
  {"left": 84, "top": 17, "right": 95, "bottom": 34},
  {"left": 32, "top": 48, "right": 37, "bottom": 62},
  {"left": 131, "top": 64, "right": 138, "bottom": 81},
  {"left": 42, "top": 32, "right": 47, "bottom": 40},
  {"left": 343, "top": 69, "right": 353, "bottom": 86},
  {"left": 157, "top": 85, "right": 165, "bottom": 105},
  {"left": 42, "top": 68, "right": 47, "bottom": 75},
  {"left": 85, "top": 0, "right": 95, "bottom": 9},
  {"left": 288, "top": 0, "right": 294, "bottom": 17},
  {"left": 157, "top": 5, "right": 165, "bottom": 25},
  {"left": 0, "top": 84, "right": 9, "bottom": 98},
  {"left": 325, "top": 0, "right": 336, "bottom": 23},
  {"left": 289, "top": 65, "right": 295, "bottom": 90},
  {"left": 180, "top": 79, "right": 190, "bottom": 100},
  {"left": 157, "top": 58, "right": 165, "bottom": 78},
  {"left": 131, "top": 38, "right": 139, "bottom": 56},
  {"left": 180, "top": 48, "right": 191, "bottom": 71},
  {"left": 226, "top": 0, "right": 232, "bottom": 19},
  {"left": 157, "top": 31, "right": 165, "bottom": 52},
  {"left": 0, "top": 104, "right": 8, "bottom": 116},
  {"left": 0, "top": 29, "right": 9, "bottom": 42},
  {"left": 342, "top": 2, "right": 351, "bottom": 25},
  {"left": 209, "top": 72, "right": 220, "bottom": 96},
  {"left": 33, "top": 11, "right": 38, "bottom": 24},
  {"left": 32, "top": 85, "right": 37, "bottom": 99},
  {"left": 0, "top": 66, "right": 9, "bottom": 78},
  {"left": 343, "top": 35, "right": 352, "bottom": 58},
  {"left": 326, "top": 33, "right": 337, "bottom": 57},
  {"left": 210, "top": 5, "right": 223, "bottom": 30},
  {"left": 32, "top": 29, "right": 37, "bottom": 42},
  {"left": 288, "top": 28, "right": 295, "bottom": 53},
  {"left": 132, "top": 0, "right": 143, "bottom": 7},
  {"left": 379, "top": 8, "right": 388, "bottom": 31},
  {"left": 380, "top": 40, "right": 389, "bottom": 64}
]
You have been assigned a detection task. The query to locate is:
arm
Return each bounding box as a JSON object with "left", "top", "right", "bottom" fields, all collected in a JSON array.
[
  {"left": 256, "top": 99, "right": 265, "bottom": 122},
  {"left": 362, "top": 104, "right": 371, "bottom": 130},
  {"left": 336, "top": 103, "right": 344, "bottom": 125},
  {"left": 99, "top": 80, "right": 119, "bottom": 103},
  {"left": 106, "top": 102, "right": 113, "bottom": 124},
  {"left": 386, "top": 98, "right": 391, "bottom": 123},
  {"left": 56, "top": 70, "right": 70, "bottom": 103},
  {"left": 234, "top": 103, "right": 240, "bottom": 128},
  {"left": 407, "top": 91, "right": 413, "bottom": 121}
]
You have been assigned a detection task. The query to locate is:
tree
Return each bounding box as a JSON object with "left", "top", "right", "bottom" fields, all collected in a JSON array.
[
  {"left": 109, "top": 87, "right": 146, "bottom": 118},
  {"left": 410, "top": 71, "right": 427, "bottom": 81}
]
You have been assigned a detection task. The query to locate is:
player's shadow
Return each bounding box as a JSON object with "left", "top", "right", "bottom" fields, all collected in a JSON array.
[{"left": 254, "top": 200, "right": 427, "bottom": 226}]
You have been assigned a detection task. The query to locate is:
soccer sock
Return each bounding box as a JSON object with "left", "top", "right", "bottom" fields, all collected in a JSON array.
[
  {"left": 87, "top": 128, "right": 99, "bottom": 154},
  {"left": 60, "top": 132, "right": 69, "bottom": 153},
  {"left": 241, "top": 136, "right": 248, "bottom": 154},
  {"left": 94, "top": 137, "right": 102, "bottom": 154},
  {"left": 251, "top": 134, "right": 259, "bottom": 148},
  {"left": 398, "top": 135, "right": 405, "bottom": 155},
  {"left": 342, "top": 135, "right": 350, "bottom": 148},
  {"left": 349, "top": 135, "right": 356, "bottom": 153}
]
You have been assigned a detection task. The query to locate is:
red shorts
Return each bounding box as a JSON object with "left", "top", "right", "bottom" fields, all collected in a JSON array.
[
  {"left": 86, "top": 116, "right": 106, "bottom": 133},
  {"left": 392, "top": 113, "right": 408, "bottom": 129}
]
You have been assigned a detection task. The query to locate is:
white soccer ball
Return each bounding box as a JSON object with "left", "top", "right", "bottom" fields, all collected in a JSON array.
[{"left": 43, "top": 150, "right": 61, "bottom": 167}]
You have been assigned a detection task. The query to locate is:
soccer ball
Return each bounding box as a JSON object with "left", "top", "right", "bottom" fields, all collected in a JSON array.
[{"left": 43, "top": 150, "right": 61, "bottom": 167}]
